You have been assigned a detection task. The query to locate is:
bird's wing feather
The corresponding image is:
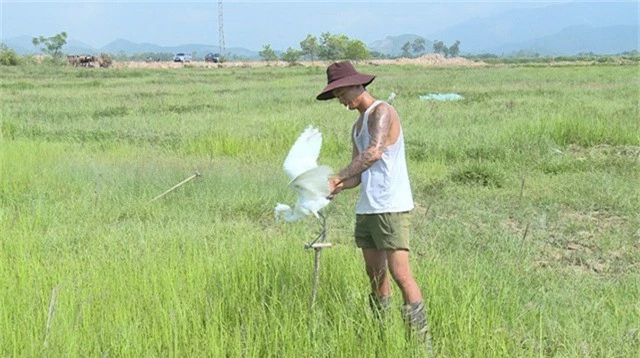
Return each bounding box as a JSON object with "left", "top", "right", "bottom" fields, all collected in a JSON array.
[
  {"left": 289, "top": 165, "right": 332, "bottom": 197},
  {"left": 283, "top": 126, "right": 322, "bottom": 180},
  {"left": 289, "top": 165, "right": 332, "bottom": 215}
]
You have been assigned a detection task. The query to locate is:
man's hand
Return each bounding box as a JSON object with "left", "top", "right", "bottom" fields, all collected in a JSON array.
[{"left": 327, "top": 175, "right": 344, "bottom": 200}]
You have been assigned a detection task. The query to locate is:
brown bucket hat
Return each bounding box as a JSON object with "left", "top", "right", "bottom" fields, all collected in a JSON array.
[{"left": 316, "top": 61, "right": 375, "bottom": 100}]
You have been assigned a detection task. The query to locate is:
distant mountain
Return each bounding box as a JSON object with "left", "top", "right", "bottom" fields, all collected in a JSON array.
[
  {"left": 64, "top": 39, "right": 96, "bottom": 55},
  {"left": 99, "top": 39, "right": 161, "bottom": 54},
  {"left": 90, "top": 39, "right": 260, "bottom": 59},
  {"left": 428, "top": 1, "right": 638, "bottom": 55},
  {"left": 1, "top": 36, "right": 260, "bottom": 59},
  {"left": 368, "top": 34, "right": 433, "bottom": 57},
  {"left": 2, "top": 35, "right": 38, "bottom": 55},
  {"left": 489, "top": 25, "right": 639, "bottom": 56}
]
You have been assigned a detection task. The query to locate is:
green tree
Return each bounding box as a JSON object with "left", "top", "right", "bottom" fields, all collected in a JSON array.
[
  {"left": 259, "top": 44, "right": 278, "bottom": 64},
  {"left": 280, "top": 47, "right": 302, "bottom": 66},
  {"left": 432, "top": 40, "right": 447, "bottom": 56},
  {"left": 32, "top": 31, "right": 68, "bottom": 58},
  {"left": 401, "top": 41, "right": 412, "bottom": 58},
  {"left": 300, "top": 34, "right": 320, "bottom": 63},
  {"left": 344, "top": 39, "right": 370, "bottom": 61},
  {"left": 412, "top": 37, "right": 426, "bottom": 56},
  {"left": 305, "top": 32, "right": 371, "bottom": 61},
  {"left": 318, "top": 32, "right": 349, "bottom": 61},
  {"left": 448, "top": 40, "right": 461, "bottom": 57}
]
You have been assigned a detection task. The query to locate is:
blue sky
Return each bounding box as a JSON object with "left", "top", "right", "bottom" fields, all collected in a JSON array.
[{"left": 0, "top": 1, "right": 612, "bottom": 50}]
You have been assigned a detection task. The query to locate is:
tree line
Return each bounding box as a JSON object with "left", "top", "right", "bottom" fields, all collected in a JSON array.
[
  {"left": 399, "top": 38, "right": 460, "bottom": 58},
  {"left": 260, "top": 33, "right": 463, "bottom": 65},
  {"left": 259, "top": 32, "right": 371, "bottom": 65}
]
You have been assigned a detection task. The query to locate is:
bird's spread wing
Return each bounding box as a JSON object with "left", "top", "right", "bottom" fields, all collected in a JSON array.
[
  {"left": 289, "top": 165, "right": 332, "bottom": 215},
  {"left": 276, "top": 126, "right": 332, "bottom": 222},
  {"left": 283, "top": 126, "right": 322, "bottom": 180},
  {"left": 289, "top": 165, "right": 332, "bottom": 198}
]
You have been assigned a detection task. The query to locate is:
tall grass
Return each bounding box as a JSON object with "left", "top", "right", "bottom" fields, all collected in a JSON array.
[{"left": 1, "top": 63, "right": 638, "bottom": 356}]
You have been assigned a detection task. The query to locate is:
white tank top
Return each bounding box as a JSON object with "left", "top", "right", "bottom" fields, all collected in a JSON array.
[{"left": 353, "top": 100, "right": 414, "bottom": 214}]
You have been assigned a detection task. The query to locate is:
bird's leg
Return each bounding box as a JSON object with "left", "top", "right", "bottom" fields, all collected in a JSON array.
[{"left": 305, "top": 212, "right": 326, "bottom": 250}]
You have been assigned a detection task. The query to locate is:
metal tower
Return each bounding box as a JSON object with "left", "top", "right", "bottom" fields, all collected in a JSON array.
[{"left": 218, "top": 0, "right": 225, "bottom": 55}]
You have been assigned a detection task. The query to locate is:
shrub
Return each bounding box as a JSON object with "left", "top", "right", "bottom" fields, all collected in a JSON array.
[
  {"left": 99, "top": 53, "right": 113, "bottom": 68},
  {"left": 0, "top": 43, "right": 20, "bottom": 66}
]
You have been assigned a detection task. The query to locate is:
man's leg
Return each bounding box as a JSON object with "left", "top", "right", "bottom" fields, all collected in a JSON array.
[
  {"left": 362, "top": 248, "right": 392, "bottom": 316},
  {"left": 362, "top": 248, "right": 390, "bottom": 297},
  {"left": 386, "top": 249, "right": 422, "bottom": 304},
  {"left": 388, "top": 249, "right": 432, "bottom": 351}
]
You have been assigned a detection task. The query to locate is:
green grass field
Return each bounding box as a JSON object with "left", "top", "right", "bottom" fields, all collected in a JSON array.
[{"left": 1, "top": 62, "right": 638, "bottom": 357}]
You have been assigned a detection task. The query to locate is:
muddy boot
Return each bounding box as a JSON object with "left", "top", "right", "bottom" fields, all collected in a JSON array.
[
  {"left": 401, "top": 301, "right": 433, "bottom": 354},
  {"left": 368, "top": 293, "right": 391, "bottom": 323}
]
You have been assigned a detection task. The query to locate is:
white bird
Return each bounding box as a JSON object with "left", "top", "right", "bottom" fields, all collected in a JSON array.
[
  {"left": 275, "top": 125, "right": 332, "bottom": 222},
  {"left": 387, "top": 92, "right": 396, "bottom": 103}
]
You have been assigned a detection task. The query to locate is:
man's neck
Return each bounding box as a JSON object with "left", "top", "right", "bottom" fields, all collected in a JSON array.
[{"left": 355, "top": 92, "right": 376, "bottom": 114}]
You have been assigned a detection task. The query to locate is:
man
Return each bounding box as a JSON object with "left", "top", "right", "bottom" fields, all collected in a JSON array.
[{"left": 317, "top": 61, "right": 431, "bottom": 342}]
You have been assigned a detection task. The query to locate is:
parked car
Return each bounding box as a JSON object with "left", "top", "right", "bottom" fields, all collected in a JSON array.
[
  {"left": 173, "top": 53, "right": 192, "bottom": 63},
  {"left": 205, "top": 53, "right": 221, "bottom": 63}
]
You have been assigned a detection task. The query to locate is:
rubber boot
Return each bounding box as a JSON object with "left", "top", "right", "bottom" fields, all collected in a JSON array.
[{"left": 401, "top": 300, "right": 433, "bottom": 354}]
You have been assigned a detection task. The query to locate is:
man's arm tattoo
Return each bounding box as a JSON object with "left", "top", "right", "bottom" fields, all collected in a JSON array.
[{"left": 338, "top": 107, "right": 391, "bottom": 181}]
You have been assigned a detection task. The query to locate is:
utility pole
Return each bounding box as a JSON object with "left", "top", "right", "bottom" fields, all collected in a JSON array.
[{"left": 218, "top": 0, "right": 225, "bottom": 55}]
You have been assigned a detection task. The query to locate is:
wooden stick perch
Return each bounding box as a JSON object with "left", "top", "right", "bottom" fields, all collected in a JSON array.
[{"left": 150, "top": 171, "right": 201, "bottom": 202}]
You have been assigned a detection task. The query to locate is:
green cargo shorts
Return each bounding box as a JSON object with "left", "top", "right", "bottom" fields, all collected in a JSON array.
[{"left": 354, "top": 211, "right": 411, "bottom": 251}]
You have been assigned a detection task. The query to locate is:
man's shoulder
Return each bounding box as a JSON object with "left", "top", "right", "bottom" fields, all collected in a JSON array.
[{"left": 370, "top": 101, "right": 398, "bottom": 120}]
